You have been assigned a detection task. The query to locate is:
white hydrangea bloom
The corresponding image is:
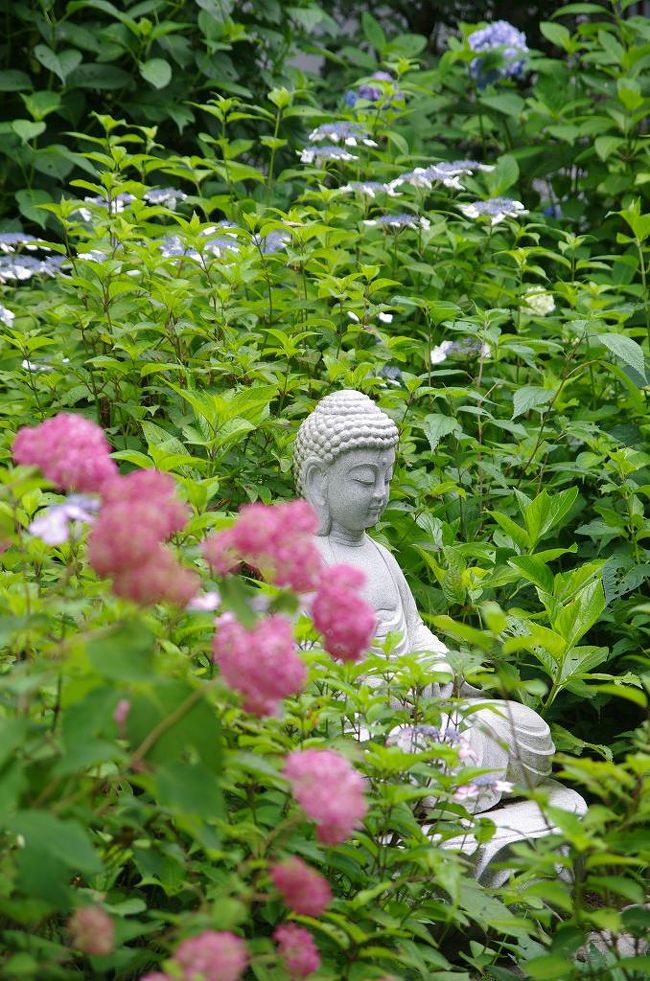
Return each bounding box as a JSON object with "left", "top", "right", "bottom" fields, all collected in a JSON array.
[{"left": 521, "top": 288, "right": 556, "bottom": 315}]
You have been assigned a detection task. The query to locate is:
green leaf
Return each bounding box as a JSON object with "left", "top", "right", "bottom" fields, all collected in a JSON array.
[
  {"left": 540, "top": 22, "right": 572, "bottom": 50},
  {"left": 33, "top": 45, "right": 82, "bottom": 84},
  {"left": 11, "top": 120, "right": 46, "bottom": 143},
  {"left": 421, "top": 413, "right": 462, "bottom": 451},
  {"left": 140, "top": 58, "right": 172, "bottom": 89},
  {"left": 430, "top": 615, "right": 493, "bottom": 650},
  {"left": 479, "top": 92, "right": 525, "bottom": 118},
  {"left": 490, "top": 512, "right": 530, "bottom": 550},
  {"left": 10, "top": 812, "right": 102, "bottom": 874},
  {"left": 512, "top": 385, "right": 554, "bottom": 418},
  {"left": 589, "top": 683, "right": 647, "bottom": 707},
  {"left": 554, "top": 579, "right": 605, "bottom": 648},
  {"left": 156, "top": 760, "right": 223, "bottom": 818},
  {"left": 16, "top": 189, "right": 52, "bottom": 228},
  {"left": 597, "top": 332, "right": 646, "bottom": 380},
  {"left": 0, "top": 70, "right": 33, "bottom": 92},
  {"left": 522, "top": 487, "right": 578, "bottom": 546},
  {"left": 87, "top": 620, "right": 155, "bottom": 681},
  {"left": 486, "top": 154, "right": 519, "bottom": 196},
  {"left": 68, "top": 63, "right": 133, "bottom": 89},
  {"left": 508, "top": 555, "right": 554, "bottom": 594},
  {"left": 126, "top": 679, "right": 222, "bottom": 772},
  {"left": 361, "top": 12, "right": 386, "bottom": 52}
]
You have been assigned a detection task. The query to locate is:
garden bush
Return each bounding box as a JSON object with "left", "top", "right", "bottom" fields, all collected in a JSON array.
[{"left": 0, "top": 0, "right": 649, "bottom": 978}]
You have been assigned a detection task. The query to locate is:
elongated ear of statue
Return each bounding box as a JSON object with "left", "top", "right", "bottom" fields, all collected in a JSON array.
[{"left": 303, "top": 459, "right": 331, "bottom": 535}]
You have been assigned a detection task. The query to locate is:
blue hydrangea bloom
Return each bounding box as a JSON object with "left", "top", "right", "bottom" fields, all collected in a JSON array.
[
  {"left": 308, "top": 122, "right": 376, "bottom": 147},
  {"left": 0, "top": 232, "right": 42, "bottom": 253},
  {"left": 363, "top": 213, "right": 430, "bottom": 230},
  {"left": 468, "top": 20, "right": 529, "bottom": 85},
  {"left": 144, "top": 187, "right": 187, "bottom": 208}
]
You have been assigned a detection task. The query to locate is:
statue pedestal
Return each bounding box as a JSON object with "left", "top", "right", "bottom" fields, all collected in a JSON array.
[{"left": 429, "top": 779, "right": 587, "bottom": 887}]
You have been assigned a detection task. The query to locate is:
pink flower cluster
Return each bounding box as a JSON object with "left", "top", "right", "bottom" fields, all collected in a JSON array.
[
  {"left": 88, "top": 470, "right": 199, "bottom": 606},
  {"left": 203, "top": 500, "right": 323, "bottom": 593},
  {"left": 212, "top": 613, "right": 306, "bottom": 715},
  {"left": 172, "top": 931, "right": 248, "bottom": 981},
  {"left": 270, "top": 856, "right": 332, "bottom": 916},
  {"left": 68, "top": 906, "right": 115, "bottom": 956},
  {"left": 274, "top": 924, "right": 321, "bottom": 979},
  {"left": 12, "top": 413, "right": 117, "bottom": 493},
  {"left": 311, "top": 565, "right": 375, "bottom": 662},
  {"left": 284, "top": 748, "right": 367, "bottom": 844}
]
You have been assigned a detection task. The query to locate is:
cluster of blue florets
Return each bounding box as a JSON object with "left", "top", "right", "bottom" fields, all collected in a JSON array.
[{"left": 468, "top": 20, "right": 529, "bottom": 85}]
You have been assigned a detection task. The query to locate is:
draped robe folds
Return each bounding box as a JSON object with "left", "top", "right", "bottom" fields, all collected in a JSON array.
[{"left": 313, "top": 532, "right": 557, "bottom": 813}]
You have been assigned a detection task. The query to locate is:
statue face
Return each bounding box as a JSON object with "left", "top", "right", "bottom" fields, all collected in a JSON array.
[{"left": 324, "top": 447, "right": 395, "bottom": 533}]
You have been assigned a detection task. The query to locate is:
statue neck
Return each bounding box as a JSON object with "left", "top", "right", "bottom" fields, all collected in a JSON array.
[{"left": 329, "top": 523, "right": 366, "bottom": 546}]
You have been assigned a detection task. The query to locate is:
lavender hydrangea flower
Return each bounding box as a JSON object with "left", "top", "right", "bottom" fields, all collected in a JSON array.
[
  {"left": 73, "top": 193, "right": 136, "bottom": 221},
  {"left": 0, "top": 254, "right": 64, "bottom": 283},
  {"left": 186, "top": 590, "right": 222, "bottom": 612},
  {"left": 391, "top": 164, "right": 471, "bottom": 191},
  {"left": 468, "top": 20, "right": 529, "bottom": 85},
  {"left": 379, "top": 364, "right": 403, "bottom": 387},
  {"left": 144, "top": 187, "right": 187, "bottom": 208},
  {"left": 454, "top": 773, "right": 514, "bottom": 801},
  {"left": 430, "top": 338, "right": 491, "bottom": 363},
  {"left": 0, "top": 232, "right": 45, "bottom": 253},
  {"left": 299, "top": 145, "right": 358, "bottom": 165},
  {"left": 0, "top": 303, "right": 15, "bottom": 326},
  {"left": 28, "top": 495, "right": 99, "bottom": 545},
  {"left": 76, "top": 250, "right": 108, "bottom": 262},
  {"left": 343, "top": 71, "right": 405, "bottom": 108},
  {"left": 363, "top": 213, "right": 430, "bottom": 231},
  {"left": 439, "top": 159, "right": 495, "bottom": 174},
  {"left": 253, "top": 230, "right": 290, "bottom": 254},
  {"left": 159, "top": 226, "right": 240, "bottom": 261},
  {"left": 339, "top": 181, "right": 400, "bottom": 198},
  {"left": 22, "top": 356, "right": 70, "bottom": 373},
  {"left": 459, "top": 197, "right": 528, "bottom": 225},
  {"left": 308, "top": 122, "right": 377, "bottom": 147}
]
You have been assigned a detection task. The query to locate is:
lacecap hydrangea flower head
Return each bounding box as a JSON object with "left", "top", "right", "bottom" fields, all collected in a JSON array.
[{"left": 468, "top": 20, "right": 529, "bottom": 86}]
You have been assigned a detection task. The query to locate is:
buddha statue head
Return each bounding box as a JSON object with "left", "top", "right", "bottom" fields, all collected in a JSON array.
[{"left": 294, "top": 390, "right": 400, "bottom": 537}]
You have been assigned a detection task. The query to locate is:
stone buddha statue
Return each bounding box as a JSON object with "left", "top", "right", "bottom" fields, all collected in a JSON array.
[{"left": 294, "top": 389, "right": 586, "bottom": 885}]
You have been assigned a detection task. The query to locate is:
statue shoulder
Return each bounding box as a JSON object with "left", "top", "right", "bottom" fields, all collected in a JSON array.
[{"left": 367, "top": 538, "right": 408, "bottom": 582}]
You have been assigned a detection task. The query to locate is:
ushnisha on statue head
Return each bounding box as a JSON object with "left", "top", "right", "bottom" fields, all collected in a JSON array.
[{"left": 294, "top": 390, "right": 400, "bottom": 539}]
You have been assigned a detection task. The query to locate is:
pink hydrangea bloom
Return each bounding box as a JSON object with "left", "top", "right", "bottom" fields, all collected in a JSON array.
[
  {"left": 87, "top": 501, "right": 176, "bottom": 574},
  {"left": 270, "top": 856, "right": 332, "bottom": 916},
  {"left": 101, "top": 470, "right": 189, "bottom": 537},
  {"left": 284, "top": 748, "right": 367, "bottom": 844},
  {"left": 113, "top": 698, "right": 130, "bottom": 733},
  {"left": 212, "top": 613, "right": 306, "bottom": 715},
  {"left": 140, "top": 974, "right": 169, "bottom": 981},
  {"left": 111, "top": 545, "right": 200, "bottom": 607},
  {"left": 311, "top": 565, "right": 375, "bottom": 661},
  {"left": 203, "top": 500, "right": 322, "bottom": 593},
  {"left": 87, "top": 469, "right": 197, "bottom": 606},
  {"left": 12, "top": 413, "right": 117, "bottom": 493},
  {"left": 172, "top": 930, "right": 248, "bottom": 981},
  {"left": 274, "top": 924, "right": 320, "bottom": 979},
  {"left": 68, "top": 906, "right": 115, "bottom": 956}
]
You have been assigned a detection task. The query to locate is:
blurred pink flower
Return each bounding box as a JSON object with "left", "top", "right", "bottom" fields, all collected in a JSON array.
[
  {"left": 212, "top": 613, "right": 306, "bottom": 716},
  {"left": 173, "top": 930, "right": 248, "bottom": 981},
  {"left": 110, "top": 545, "right": 199, "bottom": 607},
  {"left": 311, "top": 564, "right": 375, "bottom": 661},
  {"left": 12, "top": 413, "right": 117, "bottom": 493},
  {"left": 87, "top": 470, "right": 197, "bottom": 606},
  {"left": 203, "top": 500, "right": 322, "bottom": 593},
  {"left": 68, "top": 906, "right": 115, "bottom": 956},
  {"left": 113, "top": 699, "right": 130, "bottom": 733},
  {"left": 270, "top": 856, "right": 332, "bottom": 916},
  {"left": 274, "top": 924, "right": 320, "bottom": 979},
  {"left": 284, "top": 748, "right": 367, "bottom": 844}
]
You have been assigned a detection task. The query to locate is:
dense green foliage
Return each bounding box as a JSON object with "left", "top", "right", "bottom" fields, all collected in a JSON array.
[{"left": 0, "top": 0, "right": 649, "bottom": 978}]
